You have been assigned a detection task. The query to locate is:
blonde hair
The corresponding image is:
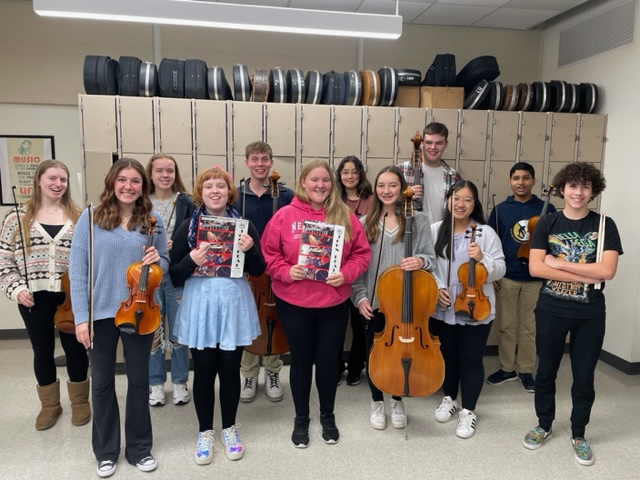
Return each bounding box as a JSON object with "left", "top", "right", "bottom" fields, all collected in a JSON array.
[
  {"left": 22, "top": 160, "right": 80, "bottom": 251},
  {"left": 193, "top": 166, "right": 237, "bottom": 207},
  {"left": 295, "top": 159, "right": 352, "bottom": 241}
]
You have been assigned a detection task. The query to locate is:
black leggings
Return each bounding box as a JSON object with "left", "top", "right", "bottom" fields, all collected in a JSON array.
[
  {"left": 337, "top": 301, "right": 367, "bottom": 376},
  {"left": 430, "top": 319, "right": 491, "bottom": 411},
  {"left": 276, "top": 297, "right": 349, "bottom": 417},
  {"left": 190, "top": 346, "right": 244, "bottom": 431},
  {"left": 19, "top": 291, "right": 88, "bottom": 386}
]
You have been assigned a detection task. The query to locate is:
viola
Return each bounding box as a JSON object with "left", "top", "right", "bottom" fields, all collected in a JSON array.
[
  {"left": 410, "top": 131, "right": 424, "bottom": 212},
  {"left": 54, "top": 271, "right": 75, "bottom": 334},
  {"left": 245, "top": 171, "right": 289, "bottom": 356},
  {"left": 115, "top": 217, "right": 163, "bottom": 335},
  {"left": 453, "top": 223, "right": 491, "bottom": 322},
  {"left": 369, "top": 188, "right": 444, "bottom": 398},
  {"left": 517, "top": 185, "right": 554, "bottom": 264}
]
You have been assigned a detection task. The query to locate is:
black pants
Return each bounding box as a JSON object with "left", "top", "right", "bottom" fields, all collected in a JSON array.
[
  {"left": 19, "top": 290, "right": 88, "bottom": 386},
  {"left": 430, "top": 319, "right": 491, "bottom": 411},
  {"left": 90, "top": 319, "right": 153, "bottom": 465},
  {"left": 276, "top": 297, "right": 348, "bottom": 417},
  {"left": 364, "top": 309, "right": 401, "bottom": 402},
  {"left": 337, "top": 301, "right": 366, "bottom": 377},
  {"left": 190, "top": 346, "right": 244, "bottom": 432},
  {"left": 534, "top": 307, "right": 605, "bottom": 438}
]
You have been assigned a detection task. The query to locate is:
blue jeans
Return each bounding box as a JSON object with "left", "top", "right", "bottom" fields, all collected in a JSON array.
[{"left": 149, "top": 275, "right": 189, "bottom": 385}]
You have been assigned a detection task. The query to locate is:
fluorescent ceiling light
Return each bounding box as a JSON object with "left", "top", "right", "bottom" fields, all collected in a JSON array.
[{"left": 33, "top": 0, "right": 403, "bottom": 39}]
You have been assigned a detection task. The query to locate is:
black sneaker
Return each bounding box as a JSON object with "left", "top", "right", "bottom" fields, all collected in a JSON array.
[
  {"left": 519, "top": 373, "right": 535, "bottom": 393},
  {"left": 486, "top": 369, "right": 518, "bottom": 385},
  {"left": 346, "top": 371, "right": 362, "bottom": 386},
  {"left": 292, "top": 415, "right": 310, "bottom": 448},
  {"left": 320, "top": 413, "right": 340, "bottom": 444}
]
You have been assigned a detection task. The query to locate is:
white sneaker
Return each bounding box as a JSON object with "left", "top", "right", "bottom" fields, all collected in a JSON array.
[
  {"left": 265, "top": 370, "right": 283, "bottom": 402},
  {"left": 149, "top": 384, "right": 165, "bottom": 406},
  {"left": 240, "top": 376, "right": 257, "bottom": 403},
  {"left": 369, "top": 400, "right": 386, "bottom": 430},
  {"left": 456, "top": 409, "right": 477, "bottom": 439},
  {"left": 195, "top": 430, "right": 215, "bottom": 465},
  {"left": 173, "top": 382, "right": 190, "bottom": 405},
  {"left": 435, "top": 395, "right": 457, "bottom": 423},
  {"left": 390, "top": 399, "right": 406, "bottom": 429}
]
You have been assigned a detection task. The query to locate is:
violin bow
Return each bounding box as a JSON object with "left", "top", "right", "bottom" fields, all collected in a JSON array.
[
  {"left": 88, "top": 203, "right": 95, "bottom": 349},
  {"left": 594, "top": 213, "right": 606, "bottom": 291},
  {"left": 11, "top": 186, "right": 33, "bottom": 309},
  {"left": 165, "top": 192, "right": 180, "bottom": 233},
  {"left": 367, "top": 212, "right": 389, "bottom": 329}
]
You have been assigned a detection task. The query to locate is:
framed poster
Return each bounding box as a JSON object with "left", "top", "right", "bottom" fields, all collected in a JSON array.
[{"left": 0, "top": 135, "right": 55, "bottom": 205}]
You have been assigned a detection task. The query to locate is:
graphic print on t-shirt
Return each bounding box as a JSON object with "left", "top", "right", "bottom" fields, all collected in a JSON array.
[{"left": 542, "top": 230, "right": 598, "bottom": 303}]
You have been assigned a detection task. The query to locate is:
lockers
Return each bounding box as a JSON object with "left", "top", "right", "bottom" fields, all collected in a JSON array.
[{"left": 79, "top": 95, "right": 607, "bottom": 218}]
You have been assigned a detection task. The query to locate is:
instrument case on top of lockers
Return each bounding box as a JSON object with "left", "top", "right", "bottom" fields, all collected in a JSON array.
[
  {"left": 184, "top": 59, "right": 208, "bottom": 99},
  {"left": 83, "top": 55, "right": 119, "bottom": 95},
  {"left": 118, "top": 56, "right": 142, "bottom": 96},
  {"left": 422, "top": 54, "right": 456, "bottom": 87},
  {"left": 286, "top": 68, "right": 305, "bottom": 103},
  {"left": 158, "top": 58, "right": 185, "bottom": 98},
  {"left": 139, "top": 62, "right": 159, "bottom": 97},
  {"left": 455, "top": 56, "right": 500, "bottom": 96},
  {"left": 207, "top": 66, "right": 233, "bottom": 101}
]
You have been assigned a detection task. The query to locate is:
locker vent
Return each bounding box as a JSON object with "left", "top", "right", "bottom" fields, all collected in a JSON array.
[{"left": 558, "top": 0, "right": 636, "bottom": 67}]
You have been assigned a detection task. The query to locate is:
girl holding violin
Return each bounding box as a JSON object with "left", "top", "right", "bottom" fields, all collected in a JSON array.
[
  {"left": 351, "top": 165, "right": 438, "bottom": 430},
  {"left": 0, "top": 159, "right": 89, "bottom": 431},
  {"left": 170, "top": 166, "right": 265, "bottom": 465},
  {"left": 70, "top": 158, "right": 168, "bottom": 477},
  {"left": 335, "top": 155, "right": 373, "bottom": 386},
  {"left": 522, "top": 163, "right": 622, "bottom": 467},
  {"left": 146, "top": 153, "right": 195, "bottom": 408},
  {"left": 261, "top": 159, "right": 370, "bottom": 448},
  {"left": 430, "top": 180, "right": 505, "bottom": 439}
]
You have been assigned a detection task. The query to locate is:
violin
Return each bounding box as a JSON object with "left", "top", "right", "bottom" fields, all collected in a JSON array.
[
  {"left": 245, "top": 171, "right": 289, "bottom": 356},
  {"left": 453, "top": 223, "right": 491, "bottom": 322},
  {"left": 115, "top": 217, "right": 163, "bottom": 335},
  {"left": 369, "top": 188, "right": 444, "bottom": 398},
  {"left": 410, "top": 131, "right": 424, "bottom": 212},
  {"left": 54, "top": 271, "right": 75, "bottom": 334},
  {"left": 517, "top": 185, "right": 554, "bottom": 264}
]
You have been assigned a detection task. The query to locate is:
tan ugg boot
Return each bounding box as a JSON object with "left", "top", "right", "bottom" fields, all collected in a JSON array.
[
  {"left": 35, "top": 379, "right": 63, "bottom": 430},
  {"left": 67, "top": 379, "right": 91, "bottom": 426}
]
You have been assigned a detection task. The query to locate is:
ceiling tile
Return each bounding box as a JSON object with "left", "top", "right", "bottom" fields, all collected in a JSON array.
[
  {"left": 289, "top": 0, "right": 361, "bottom": 12},
  {"left": 436, "top": 0, "right": 510, "bottom": 6},
  {"left": 357, "top": 0, "right": 432, "bottom": 22},
  {"left": 503, "top": 0, "right": 589, "bottom": 10},
  {"left": 214, "top": 0, "right": 291, "bottom": 6},
  {"left": 412, "top": 4, "right": 498, "bottom": 26},
  {"left": 473, "top": 8, "right": 560, "bottom": 29}
]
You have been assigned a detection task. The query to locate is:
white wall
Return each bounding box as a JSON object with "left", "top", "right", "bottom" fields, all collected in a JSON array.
[{"left": 539, "top": 0, "right": 640, "bottom": 362}]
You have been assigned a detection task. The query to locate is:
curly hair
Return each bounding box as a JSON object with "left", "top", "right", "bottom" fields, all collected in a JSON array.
[{"left": 552, "top": 162, "right": 606, "bottom": 200}]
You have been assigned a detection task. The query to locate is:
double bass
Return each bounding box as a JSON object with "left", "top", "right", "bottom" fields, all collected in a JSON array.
[
  {"left": 453, "top": 223, "right": 491, "bottom": 322},
  {"left": 245, "top": 171, "right": 289, "bottom": 356},
  {"left": 369, "top": 188, "right": 444, "bottom": 398},
  {"left": 517, "top": 185, "right": 554, "bottom": 264},
  {"left": 114, "top": 217, "right": 162, "bottom": 335}
]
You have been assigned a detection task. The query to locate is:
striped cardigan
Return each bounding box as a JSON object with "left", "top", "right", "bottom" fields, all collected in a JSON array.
[{"left": 0, "top": 208, "right": 73, "bottom": 301}]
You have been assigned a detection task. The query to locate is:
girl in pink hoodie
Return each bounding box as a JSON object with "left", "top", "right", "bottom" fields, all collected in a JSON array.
[{"left": 262, "top": 159, "right": 370, "bottom": 449}]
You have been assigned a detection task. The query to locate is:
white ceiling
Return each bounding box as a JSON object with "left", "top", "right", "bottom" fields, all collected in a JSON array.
[{"left": 208, "top": 0, "right": 592, "bottom": 30}]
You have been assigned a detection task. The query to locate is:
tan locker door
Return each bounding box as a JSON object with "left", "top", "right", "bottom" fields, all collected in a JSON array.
[
  {"left": 265, "top": 103, "right": 296, "bottom": 158},
  {"left": 332, "top": 106, "right": 364, "bottom": 164},
  {"left": 80, "top": 95, "right": 118, "bottom": 153},
  {"left": 519, "top": 112, "right": 549, "bottom": 163},
  {"left": 487, "top": 161, "right": 515, "bottom": 213},
  {"left": 365, "top": 106, "right": 395, "bottom": 158},
  {"left": 490, "top": 111, "right": 519, "bottom": 161},
  {"left": 549, "top": 113, "right": 578, "bottom": 163},
  {"left": 195, "top": 155, "right": 228, "bottom": 176},
  {"left": 193, "top": 100, "right": 228, "bottom": 156},
  {"left": 430, "top": 109, "right": 459, "bottom": 162},
  {"left": 84, "top": 152, "right": 114, "bottom": 205},
  {"left": 546, "top": 162, "right": 569, "bottom": 211},
  {"left": 157, "top": 98, "right": 193, "bottom": 155},
  {"left": 118, "top": 97, "right": 156, "bottom": 154},
  {"left": 231, "top": 103, "right": 264, "bottom": 179},
  {"left": 577, "top": 114, "right": 606, "bottom": 164},
  {"left": 460, "top": 110, "right": 489, "bottom": 161},
  {"left": 396, "top": 108, "right": 428, "bottom": 163},
  {"left": 172, "top": 154, "right": 194, "bottom": 192},
  {"left": 300, "top": 104, "right": 331, "bottom": 159},
  {"left": 366, "top": 157, "right": 395, "bottom": 181},
  {"left": 458, "top": 160, "right": 486, "bottom": 206}
]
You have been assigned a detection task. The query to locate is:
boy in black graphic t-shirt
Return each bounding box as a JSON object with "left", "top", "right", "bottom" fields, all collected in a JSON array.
[{"left": 521, "top": 163, "right": 622, "bottom": 467}]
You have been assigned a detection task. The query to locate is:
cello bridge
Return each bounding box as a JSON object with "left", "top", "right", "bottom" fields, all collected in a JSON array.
[{"left": 399, "top": 336, "right": 415, "bottom": 343}]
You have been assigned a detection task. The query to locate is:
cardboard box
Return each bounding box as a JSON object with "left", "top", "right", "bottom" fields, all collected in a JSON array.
[
  {"left": 395, "top": 86, "right": 420, "bottom": 108},
  {"left": 420, "top": 86, "right": 464, "bottom": 109}
]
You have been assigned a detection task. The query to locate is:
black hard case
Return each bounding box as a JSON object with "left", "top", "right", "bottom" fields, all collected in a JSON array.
[
  {"left": 158, "top": 58, "right": 185, "bottom": 98},
  {"left": 184, "top": 59, "right": 208, "bottom": 99},
  {"left": 83, "top": 55, "right": 119, "bottom": 95}
]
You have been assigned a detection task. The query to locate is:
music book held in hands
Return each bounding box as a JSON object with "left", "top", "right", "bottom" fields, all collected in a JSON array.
[
  {"left": 193, "top": 215, "right": 248, "bottom": 278},
  {"left": 298, "top": 220, "right": 345, "bottom": 281}
]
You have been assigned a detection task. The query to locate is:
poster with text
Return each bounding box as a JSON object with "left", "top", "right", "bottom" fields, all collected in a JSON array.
[{"left": 0, "top": 136, "right": 54, "bottom": 205}]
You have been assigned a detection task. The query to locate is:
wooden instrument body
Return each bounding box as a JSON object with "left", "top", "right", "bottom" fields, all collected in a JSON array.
[
  {"left": 54, "top": 270, "right": 75, "bottom": 334},
  {"left": 453, "top": 260, "right": 491, "bottom": 322},
  {"left": 245, "top": 273, "right": 289, "bottom": 356}
]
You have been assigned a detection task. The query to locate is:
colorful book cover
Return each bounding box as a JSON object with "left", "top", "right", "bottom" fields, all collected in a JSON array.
[
  {"left": 193, "top": 216, "right": 248, "bottom": 278},
  {"left": 298, "top": 220, "right": 345, "bottom": 281}
]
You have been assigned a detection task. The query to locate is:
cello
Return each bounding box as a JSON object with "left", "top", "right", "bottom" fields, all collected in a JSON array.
[
  {"left": 410, "top": 131, "right": 424, "bottom": 212},
  {"left": 114, "top": 217, "right": 163, "bottom": 335},
  {"left": 369, "top": 187, "right": 444, "bottom": 398},
  {"left": 54, "top": 271, "right": 75, "bottom": 334},
  {"left": 517, "top": 185, "right": 554, "bottom": 264},
  {"left": 245, "top": 171, "right": 289, "bottom": 356},
  {"left": 453, "top": 223, "right": 491, "bottom": 322}
]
